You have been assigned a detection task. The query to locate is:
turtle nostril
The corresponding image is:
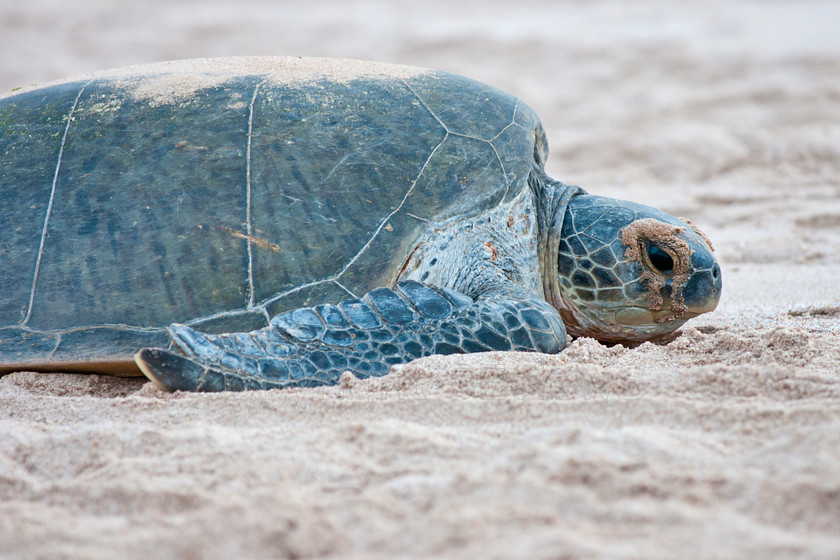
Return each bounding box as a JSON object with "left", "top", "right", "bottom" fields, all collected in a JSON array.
[{"left": 647, "top": 244, "right": 674, "bottom": 275}]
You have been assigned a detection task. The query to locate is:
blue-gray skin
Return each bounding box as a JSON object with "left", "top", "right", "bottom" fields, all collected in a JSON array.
[
  {"left": 136, "top": 175, "right": 721, "bottom": 392},
  {"left": 0, "top": 58, "right": 721, "bottom": 390}
]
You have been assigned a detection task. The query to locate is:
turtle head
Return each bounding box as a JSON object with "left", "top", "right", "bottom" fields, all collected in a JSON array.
[{"left": 546, "top": 194, "right": 721, "bottom": 343}]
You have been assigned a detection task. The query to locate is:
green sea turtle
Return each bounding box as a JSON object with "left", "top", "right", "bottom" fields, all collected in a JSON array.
[{"left": 0, "top": 57, "right": 721, "bottom": 391}]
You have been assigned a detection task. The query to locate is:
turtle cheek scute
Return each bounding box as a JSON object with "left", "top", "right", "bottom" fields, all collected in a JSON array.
[
  {"left": 557, "top": 252, "right": 576, "bottom": 277},
  {"left": 622, "top": 279, "right": 648, "bottom": 304}
]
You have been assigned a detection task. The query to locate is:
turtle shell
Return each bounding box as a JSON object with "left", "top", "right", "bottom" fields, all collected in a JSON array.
[{"left": 0, "top": 57, "right": 546, "bottom": 371}]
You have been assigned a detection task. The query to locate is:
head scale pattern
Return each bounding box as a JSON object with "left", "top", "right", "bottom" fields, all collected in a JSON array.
[{"left": 551, "top": 195, "right": 719, "bottom": 343}]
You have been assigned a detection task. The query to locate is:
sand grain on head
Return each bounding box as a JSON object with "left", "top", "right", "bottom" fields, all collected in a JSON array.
[{"left": 621, "top": 218, "right": 693, "bottom": 317}]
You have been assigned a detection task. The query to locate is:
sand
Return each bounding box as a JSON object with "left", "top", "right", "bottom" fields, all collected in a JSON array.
[
  {"left": 1, "top": 1, "right": 839, "bottom": 558},
  {"left": 1, "top": 56, "right": 429, "bottom": 107}
]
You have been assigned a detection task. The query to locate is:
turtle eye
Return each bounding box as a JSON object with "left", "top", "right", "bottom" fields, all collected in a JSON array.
[{"left": 647, "top": 244, "right": 674, "bottom": 275}]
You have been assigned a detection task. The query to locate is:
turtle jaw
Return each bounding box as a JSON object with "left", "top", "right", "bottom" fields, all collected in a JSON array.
[
  {"left": 550, "top": 280, "right": 721, "bottom": 344},
  {"left": 552, "top": 296, "right": 693, "bottom": 344}
]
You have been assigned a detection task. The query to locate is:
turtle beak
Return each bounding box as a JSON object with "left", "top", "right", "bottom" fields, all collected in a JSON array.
[{"left": 682, "top": 261, "right": 722, "bottom": 316}]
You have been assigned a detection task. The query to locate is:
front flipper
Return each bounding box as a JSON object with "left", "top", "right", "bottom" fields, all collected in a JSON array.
[{"left": 135, "top": 280, "right": 567, "bottom": 392}]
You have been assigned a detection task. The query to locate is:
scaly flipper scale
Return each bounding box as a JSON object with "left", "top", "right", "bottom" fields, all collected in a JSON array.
[{"left": 136, "top": 281, "right": 566, "bottom": 392}]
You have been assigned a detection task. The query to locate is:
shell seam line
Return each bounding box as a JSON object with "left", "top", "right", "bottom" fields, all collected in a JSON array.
[
  {"left": 46, "top": 332, "right": 62, "bottom": 361},
  {"left": 3, "top": 324, "right": 167, "bottom": 335},
  {"left": 489, "top": 142, "right": 510, "bottom": 200},
  {"left": 398, "top": 78, "right": 449, "bottom": 133},
  {"left": 21, "top": 81, "right": 90, "bottom": 327},
  {"left": 245, "top": 79, "right": 267, "bottom": 309},
  {"left": 488, "top": 122, "right": 514, "bottom": 143},
  {"left": 186, "top": 278, "right": 332, "bottom": 324},
  {"left": 333, "top": 280, "right": 358, "bottom": 299},
  {"left": 398, "top": 77, "right": 511, "bottom": 198},
  {"left": 333, "top": 133, "right": 447, "bottom": 278},
  {"left": 489, "top": 99, "right": 520, "bottom": 142}
]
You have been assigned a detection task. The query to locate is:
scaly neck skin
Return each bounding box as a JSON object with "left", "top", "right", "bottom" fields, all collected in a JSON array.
[
  {"left": 528, "top": 169, "right": 588, "bottom": 318},
  {"left": 395, "top": 187, "right": 544, "bottom": 299}
]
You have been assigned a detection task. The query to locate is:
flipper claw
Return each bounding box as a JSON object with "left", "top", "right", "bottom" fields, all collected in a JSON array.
[{"left": 135, "top": 347, "right": 220, "bottom": 392}]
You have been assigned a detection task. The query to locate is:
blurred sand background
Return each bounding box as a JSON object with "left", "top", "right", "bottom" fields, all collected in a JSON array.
[{"left": 2, "top": 1, "right": 840, "bottom": 558}]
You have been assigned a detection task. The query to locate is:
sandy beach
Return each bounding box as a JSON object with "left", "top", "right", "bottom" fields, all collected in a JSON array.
[{"left": 2, "top": 1, "right": 839, "bottom": 558}]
